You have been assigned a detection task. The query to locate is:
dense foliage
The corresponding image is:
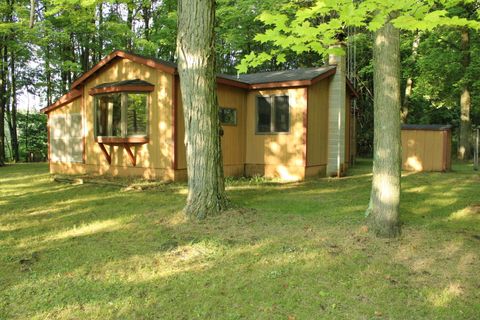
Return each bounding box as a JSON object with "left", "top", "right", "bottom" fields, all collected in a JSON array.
[{"left": 0, "top": 0, "right": 478, "bottom": 162}]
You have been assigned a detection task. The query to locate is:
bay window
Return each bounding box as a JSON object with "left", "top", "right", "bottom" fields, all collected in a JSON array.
[{"left": 95, "top": 92, "right": 148, "bottom": 138}]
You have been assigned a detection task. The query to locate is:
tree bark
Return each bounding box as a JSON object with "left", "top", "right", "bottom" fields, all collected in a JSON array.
[
  {"left": 29, "top": 0, "right": 36, "bottom": 28},
  {"left": 8, "top": 50, "right": 19, "bottom": 162},
  {"left": 366, "top": 18, "right": 401, "bottom": 237},
  {"left": 126, "top": 4, "right": 134, "bottom": 51},
  {"left": 176, "top": 0, "right": 229, "bottom": 219},
  {"left": 0, "top": 44, "right": 7, "bottom": 166},
  {"left": 458, "top": 28, "right": 471, "bottom": 160},
  {"left": 401, "top": 32, "right": 420, "bottom": 123}
]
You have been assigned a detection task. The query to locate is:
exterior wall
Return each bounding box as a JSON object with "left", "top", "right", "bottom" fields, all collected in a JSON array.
[
  {"left": 47, "top": 57, "right": 353, "bottom": 181},
  {"left": 175, "top": 83, "right": 247, "bottom": 178},
  {"left": 306, "top": 79, "right": 329, "bottom": 177},
  {"left": 344, "top": 93, "right": 351, "bottom": 171},
  {"left": 327, "top": 50, "right": 347, "bottom": 176},
  {"left": 48, "top": 97, "right": 86, "bottom": 174},
  {"left": 245, "top": 87, "right": 307, "bottom": 181},
  {"left": 401, "top": 129, "right": 451, "bottom": 172},
  {"left": 81, "top": 58, "right": 174, "bottom": 180}
]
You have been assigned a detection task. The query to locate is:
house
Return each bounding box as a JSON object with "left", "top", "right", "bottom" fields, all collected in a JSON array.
[{"left": 41, "top": 49, "right": 357, "bottom": 181}]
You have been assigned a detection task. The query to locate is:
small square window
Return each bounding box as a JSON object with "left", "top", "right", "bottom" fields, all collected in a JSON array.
[
  {"left": 256, "top": 95, "right": 290, "bottom": 134},
  {"left": 219, "top": 107, "right": 237, "bottom": 126}
]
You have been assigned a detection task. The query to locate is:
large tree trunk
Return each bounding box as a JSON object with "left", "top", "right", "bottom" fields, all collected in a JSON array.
[
  {"left": 366, "top": 18, "right": 401, "bottom": 237},
  {"left": 176, "top": 0, "right": 229, "bottom": 219},
  {"left": 458, "top": 28, "right": 471, "bottom": 160}
]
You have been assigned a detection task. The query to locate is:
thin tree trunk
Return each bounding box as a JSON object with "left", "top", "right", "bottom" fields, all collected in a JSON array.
[
  {"left": 126, "top": 5, "right": 134, "bottom": 50},
  {"left": 366, "top": 17, "right": 401, "bottom": 237},
  {"left": 0, "top": 44, "right": 7, "bottom": 166},
  {"left": 401, "top": 32, "right": 420, "bottom": 123},
  {"left": 10, "top": 51, "right": 18, "bottom": 161},
  {"left": 142, "top": 2, "right": 151, "bottom": 41},
  {"left": 176, "top": 0, "right": 229, "bottom": 219},
  {"left": 45, "top": 47, "right": 52, "bottom": 105},
  {"left": 458, "top": 28, "right": 471, "bottom": 160},
  {"left": 97, "top": 3, "right": 103, "bottom": 61},
  {"left": 29, "top": 0, "right": 36, "bottom": 28}
]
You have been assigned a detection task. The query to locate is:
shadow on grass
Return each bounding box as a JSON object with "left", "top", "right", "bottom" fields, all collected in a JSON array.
[{"left": 1, "top": 161, "right": 479, "bottom": 319}]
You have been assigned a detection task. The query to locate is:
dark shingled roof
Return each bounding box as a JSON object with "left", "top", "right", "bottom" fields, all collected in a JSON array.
[
  {"left": 218, "top": 66, "right": 336, "bottom": 84},
  {"left": 402, "top": 124, "right": 452, "bottom": 131},
  {"left": 93, "top": 79, "right": 154, "bottom": 89}
]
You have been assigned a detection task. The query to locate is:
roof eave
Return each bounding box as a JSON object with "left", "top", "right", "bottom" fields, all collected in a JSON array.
[{"left": 40, "top": 89, "right": 83, "bottom": 114}]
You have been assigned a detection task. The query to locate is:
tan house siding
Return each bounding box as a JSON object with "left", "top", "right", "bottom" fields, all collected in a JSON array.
[
  {"left": 305, "top": 79, "right": 330, "bottom": 177},
  {"left": 81, "top": 58, "right": 174, "bottom": 179},
  {"left": 43, "top": 52, "right": 356, "bottom": 181},
  {"left": 245, "top": 87, "right": 307, "bottom": 181},
  {"left": 175, "top": 83, "right": 247, "bottom": 178}
]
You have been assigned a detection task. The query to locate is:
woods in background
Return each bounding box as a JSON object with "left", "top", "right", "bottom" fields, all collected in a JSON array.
[{"left": 0, "top": 0, "right": 479, "bottom": 166}]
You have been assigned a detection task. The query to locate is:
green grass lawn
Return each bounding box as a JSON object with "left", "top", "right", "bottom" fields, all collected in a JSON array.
[{"left": 1, "top": 160, "right": 479, "bottom": 319}]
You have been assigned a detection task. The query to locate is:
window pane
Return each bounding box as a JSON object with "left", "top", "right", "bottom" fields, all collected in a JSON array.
[
  {"left": 112, "top": 95, "right": 122, "bottom": 136},
  {"left": 127, "top": 94, "right": 148, "bottom": 136},
  {"left": 95, "top": 94, "right": 121, "bottom": 137},
  {"left": 219, "top": 107, "right": 237, "bottom": 125},
  {"left": 274, "top": 96, "right": 289, "bottom": 132},
  {"left": 257, "top": 97, "right": 271, "bottom": 133}
]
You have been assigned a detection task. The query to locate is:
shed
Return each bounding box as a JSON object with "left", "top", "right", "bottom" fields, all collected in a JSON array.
[{"left": 401, "top": 124, "right": 452, "bottom": 172}]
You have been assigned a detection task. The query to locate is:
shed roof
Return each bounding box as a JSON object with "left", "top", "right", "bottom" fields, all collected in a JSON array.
[
  {"left": 219, "top": 66, "right": 337, "bottom": 85},
  {"left": 402, "top": 124, "right": 452, "bottom": 131}
]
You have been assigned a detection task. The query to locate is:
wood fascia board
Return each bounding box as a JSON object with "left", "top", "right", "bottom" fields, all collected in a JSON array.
[
  {"left": 40, "top": 89, "right": 83, "bottom": 114},
  {"left": 249, "top": 79, "right": 312, "bottom": 90},
  {"left": 310, "top": 67, "right": 337, "bottom": 85},
  {"left": 216, "top": 77, "right": 250, "bottom": 89},
  {"left": 89, "top": 85, "right": 155, "bottom": 95}
]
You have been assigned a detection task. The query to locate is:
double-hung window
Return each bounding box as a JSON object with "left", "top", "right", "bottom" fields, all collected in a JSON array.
[
  {"left": 94, "top": 93, "right": 148, "bottom": 138},
  {"left": 256, "top": 95, "right": 290, "bottom": 134}
]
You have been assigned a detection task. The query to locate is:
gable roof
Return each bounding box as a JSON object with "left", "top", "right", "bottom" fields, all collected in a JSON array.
[{"left": 71, "top": 50, "right": 177, "bottom": 89}]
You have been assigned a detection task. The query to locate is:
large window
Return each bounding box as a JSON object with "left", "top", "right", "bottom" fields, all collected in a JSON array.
[
  {"left": 95, "top": 93, "right": 148, "bottom": 137},
  {"left": 256, "top": 95, "right": 290, "bottom": 133},
  {"left": 50, "top": 113, "right": 83, "bottom": 163}
]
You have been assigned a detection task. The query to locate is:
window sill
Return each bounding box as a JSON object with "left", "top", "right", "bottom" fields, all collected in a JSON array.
[
  {"left": 95, "top": 136, "right": 149, "bottom": 144},
  {"left": 255, "top": 132, "right": 291, "bottom": 135}
]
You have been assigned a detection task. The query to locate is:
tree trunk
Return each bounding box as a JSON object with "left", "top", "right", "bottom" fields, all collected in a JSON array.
[
  {"left": 458, "top": 28, "right": 471, "bottom": 160},
  {"left": 126, "top": 5, "right": 134, "bottom": 50},
  {"left": 142, "top": 2, "right": 151, "bottom": 41},
  {"left": 0, "top": 44, "right": 7, "bottom": 166},
  {"left": 401, "top": 32, "right": 420, "bottom": 123},
  {"left": 9, "top": 50, "right": 19, "bottom": 162},
  {"left": 45, "top": 47, "right": 52, "bottom": 106},
  {"left": 29, "top": 0, "right": 36, "bottom": 28},
  {"left": 97, "top": 3, "right": 103, "bottom": 61},
  {"left": 366, "top": 18, "right": 401, "bottom": 237},
  {"left": 176, "top": 0, "right": 229, "bottom": 219}
]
